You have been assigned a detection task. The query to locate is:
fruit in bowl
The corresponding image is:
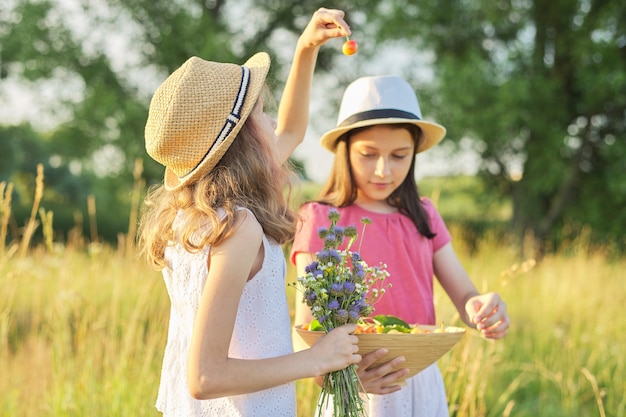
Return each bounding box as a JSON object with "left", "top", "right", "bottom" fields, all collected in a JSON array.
[{"left": 295, "top": 315, "right": 466, "bottom": 383}]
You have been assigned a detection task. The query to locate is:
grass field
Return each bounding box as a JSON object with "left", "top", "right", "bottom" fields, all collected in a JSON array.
[{"left": 1, "top": 176, "right": 624, "bottom": 416}]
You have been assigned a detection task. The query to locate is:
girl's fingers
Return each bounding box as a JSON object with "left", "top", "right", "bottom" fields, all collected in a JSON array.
[
  {"left": 480, "top": 314, "right": 510, "bottom": 339},
  {"left": 316, "top": 8, "right": 350, "bottom": 37},
  {"left": 473, "top": 295, "right": 506, "bottom": 324}
]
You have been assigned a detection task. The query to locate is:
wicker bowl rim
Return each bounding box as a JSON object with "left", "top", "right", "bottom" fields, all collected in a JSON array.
[{"left": 294, "top": 324, "right": 466, "bottom": 382}]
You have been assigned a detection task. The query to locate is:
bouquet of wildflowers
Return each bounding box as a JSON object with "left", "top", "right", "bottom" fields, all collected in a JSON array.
[{"left": 294, "top": 208, "right": 390, "bottom": 417}]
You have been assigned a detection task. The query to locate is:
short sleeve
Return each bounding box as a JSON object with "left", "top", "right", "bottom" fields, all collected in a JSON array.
[
  {"left": 290, "top": 202, "right": 330, "bottom": 265},
  {"left": 421, "top": 197, "right": 451, "bottom": 252}
]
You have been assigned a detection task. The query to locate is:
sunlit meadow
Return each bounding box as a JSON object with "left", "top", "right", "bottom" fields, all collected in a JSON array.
[{"left": 1, "top": 174, "right": 624, "bottom": 417}]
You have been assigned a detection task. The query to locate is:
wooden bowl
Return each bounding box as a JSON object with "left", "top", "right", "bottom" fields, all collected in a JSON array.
[{"left": 294, "top": 324, "right": 466, "bottom": 382}]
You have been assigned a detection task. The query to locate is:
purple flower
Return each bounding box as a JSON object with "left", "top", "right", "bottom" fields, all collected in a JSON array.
[
  {"left": 360, "top": 304, "right": 373, "bottom": 316},
  {"left": 344, "top": 225, "right": 357, "bottom": 238},
  {"left": 317, "top": 249, "right": 330, "bottom": 261},
  {"left": 319, "top": 249, "right": 342, "bottom": 264},
  {"left": 328, "top": 249, "right": 342, "bottom": 264},
  {"left": 336, "top": 309, "right": 349, "bottom": 324},
  {"left": 305, "top": 261, "right": 319, "bottom": 274},
  {"left": 328, "top": 299, "right": 340, "bottom": 310},
  {"left": 324, "top": 235, "right": 337, "bottom": 249},
  {"left": 330, "top": 283, "right": 343, "bottom": 296},
  {"left": 305, "top": 290, "right": 317, "bottom": 302},
  {"left": 328, "top": 208, "right": 340, "bottom": 222}
]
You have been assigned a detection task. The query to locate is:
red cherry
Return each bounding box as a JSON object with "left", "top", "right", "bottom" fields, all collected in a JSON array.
[{"left": 342, "top": 39, "right": 358, "bottom": 56}]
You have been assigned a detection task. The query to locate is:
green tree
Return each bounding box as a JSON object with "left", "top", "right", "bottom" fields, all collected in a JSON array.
[
  {"left": 358, "top": 0, "right": 626, "bottom": 254},
  {"left": 2, "top": 0, "right": 625, "bottom": 252},
  {"left": 0, "top": 0, "right": 327, "bottom": 243}
]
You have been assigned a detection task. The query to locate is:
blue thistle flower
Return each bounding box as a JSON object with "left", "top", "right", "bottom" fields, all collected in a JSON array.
[
  {"left": 317, "top": 249, "right": 330, "bottom": 262},
  {"left": 327, "top": 249, "right": 342, "bottom": 264},
  {"left": 343, "top": 281, "right": 355, "bottom": 294},
  {"left": 360, "top": 304, "right": 373, "bottom": 316},
  {"left": 330, "top": 283, "right": 343, "bottom": 296},
  {"left": 328, "top": 208, "right": 340, "bottom": 222},
  {"left": 344, "top": 225, "right": 357, "bottom": 238},
  {"left": 324, "top": 234, "right": 337, "bottom": 249},
  {"left": 336, "top": 309, "right": 349, "bottom": 324},
  {"left": 306, "top": 290, "right": 317, "bottom": 302},
  {"left": 348, "top": 308, "right": 360, "bottom": 321},
  {"left": 305, "top": 261, "right": 319, "bottom": 274}
]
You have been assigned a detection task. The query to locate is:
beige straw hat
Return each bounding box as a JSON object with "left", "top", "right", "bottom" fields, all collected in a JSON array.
[
  {"left": 145, "top": 52, "right": 270, "bottom": 190},
  {"left": 320, "top": 75, "right": 446, "bottom": 153}
]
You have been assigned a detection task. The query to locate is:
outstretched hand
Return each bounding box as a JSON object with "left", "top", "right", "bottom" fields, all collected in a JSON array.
[
  {"left": 298, "top": 7, "right": 351, "bottom": 49},
  {"left": 465, "top": 292, "right": 509, "bottom": 339}
]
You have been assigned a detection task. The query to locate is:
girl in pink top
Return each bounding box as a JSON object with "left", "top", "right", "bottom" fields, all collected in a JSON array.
[{"left": 291, "top": 75, "right": 510, "bottom": 417}]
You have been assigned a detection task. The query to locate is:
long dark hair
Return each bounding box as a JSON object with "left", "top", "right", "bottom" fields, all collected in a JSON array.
[{"left": 317, "top": 123, "right": 435, "bottom": 239}]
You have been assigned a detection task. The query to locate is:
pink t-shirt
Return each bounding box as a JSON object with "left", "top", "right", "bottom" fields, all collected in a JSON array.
[{"left": 290, "top": 199, "right": 451, "bottom": 325}]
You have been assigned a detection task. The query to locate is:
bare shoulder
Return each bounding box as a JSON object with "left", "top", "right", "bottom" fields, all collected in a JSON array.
[
  {"left": 230, "top": 209, "right": 263, "bottom": 244},
  {"left": 209, "top": 209, "right": 263, "bottom": 264}
]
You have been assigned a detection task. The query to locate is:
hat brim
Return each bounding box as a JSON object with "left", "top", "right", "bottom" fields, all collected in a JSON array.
[
  {"left": 320, "top": 118, "right": 446, "bottom": 154},
  {"left": 163, "top": 52, "right": 271, "bottom": 190}
]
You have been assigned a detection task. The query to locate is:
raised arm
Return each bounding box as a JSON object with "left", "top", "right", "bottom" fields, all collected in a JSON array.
[{"left": 276, "top": 8, "right": 351, "bottom": 163}]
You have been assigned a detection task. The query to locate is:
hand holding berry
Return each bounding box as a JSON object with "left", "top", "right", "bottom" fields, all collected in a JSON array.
[{"left": 298, "top": 8, "right": 351, "bottom": 50}]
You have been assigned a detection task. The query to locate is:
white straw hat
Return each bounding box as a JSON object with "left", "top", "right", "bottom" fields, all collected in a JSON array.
[
  {"left": 320, "top": 75, "right": 446, "bottom": 153},
  {"left": 145, "top": 52, "right": 270, "bottom": 190}
]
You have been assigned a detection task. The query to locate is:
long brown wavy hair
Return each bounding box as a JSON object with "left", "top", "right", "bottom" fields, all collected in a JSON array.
[
  {"left": 317, "top": 123, "right": 435, "bottom": 239},
  {"left": 138, "top": 104, "right": 297, "bottom": 270}
]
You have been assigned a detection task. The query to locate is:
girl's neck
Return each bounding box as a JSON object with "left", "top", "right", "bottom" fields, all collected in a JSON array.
[{"left": 353, "top": 199, "right": 398, "bottom": 214}]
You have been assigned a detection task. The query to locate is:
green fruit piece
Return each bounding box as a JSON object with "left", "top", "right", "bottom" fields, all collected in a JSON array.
[
  {"left": 381, "top": 324, "right": 412, "bottom": 334},
  {"left": 373, "top": 314, "right": 411, "bottom": 329},
  {"left": 309, "top": 319, "right": 324, "bottom": 331}
]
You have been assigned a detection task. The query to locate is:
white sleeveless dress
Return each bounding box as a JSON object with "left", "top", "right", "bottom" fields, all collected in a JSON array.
[{"left": 155, "top": 211, "right": 296, "bottom": 416}]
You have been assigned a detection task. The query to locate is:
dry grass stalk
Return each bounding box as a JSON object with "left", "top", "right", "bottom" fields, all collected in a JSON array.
[
  {"left": 0, "top": 181, "right": 13, "bottom": 255},
  {"left": 18, "top": 164, "right": 44, "bottom": 258},
  {"left": 581, "top": 367, "right": 607, "bottom": 417},
  {"left": 67, "top": 211, "right": 85, "bottom": 249},
  {"left": 39, "top": 208, "right": 54, "bottom": 252},
  {"left": 87, "top": 194, "right": 98, "bottom": 243},
  {"left": 126, "top": 158, "right": 145, "bottom": 257}
]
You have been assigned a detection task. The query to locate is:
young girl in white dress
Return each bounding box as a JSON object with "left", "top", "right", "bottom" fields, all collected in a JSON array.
[{"left": 138, "top": 8, "right": 363, "bottom": 416}]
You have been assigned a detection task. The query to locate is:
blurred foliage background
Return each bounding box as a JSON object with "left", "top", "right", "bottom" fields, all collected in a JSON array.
[{"left": 1, "top": 0, "right": 625, "bottom": 255}]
